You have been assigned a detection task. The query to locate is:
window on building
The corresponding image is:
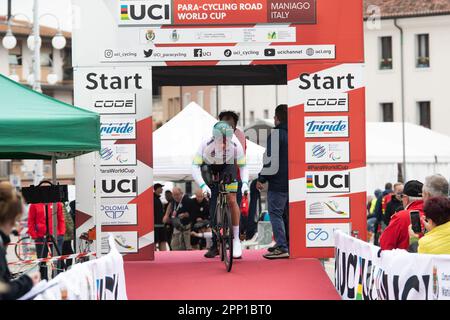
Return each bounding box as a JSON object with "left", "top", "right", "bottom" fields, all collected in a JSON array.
[
  {"left": 418, "top": 101, "right": 431, "bottom": 128},
  {"left": 381, "top": 103, "right": 394, "bottom": 122},
  {"left": 416, "top": 34, "right": 430, "bottom": 68},
  {"left": 40, "top": 48, "right": 53, "bottom": 67},
  {"left": 183, "top": 92, "right": 191, "bottom": 107},
  {"left": 62, "top": 48, "right": 73, "bottom": 81},
  {"left": 264, "top": 109, "right": 269, "bottom": 119},
  {"left": 379, "top": 36, "right": 393, "bottom": 70},
  {"left": 197, "top": 90, "right": 204, "bottom": 107},
  {"left": 8, "top": 44, "right": 22, "bottom": 65},
  {"left": 249, "top": 111, "right": 255, "bottom": 123}
]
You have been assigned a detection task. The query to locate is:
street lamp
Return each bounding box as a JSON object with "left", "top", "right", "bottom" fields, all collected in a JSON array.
[
  {"left": 1, "top": 6, "right": 67, "bottom": 90},
  {"left": 2, "top": 28, "right": 17, "bottom": 50}
]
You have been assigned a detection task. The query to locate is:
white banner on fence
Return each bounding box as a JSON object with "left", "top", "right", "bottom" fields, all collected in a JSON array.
[
  {"left": 26, "top": 235, "right": 127, "bottom": 300},
  {"left": 334, "top": 230, "right": 450, "bottom": 300}
]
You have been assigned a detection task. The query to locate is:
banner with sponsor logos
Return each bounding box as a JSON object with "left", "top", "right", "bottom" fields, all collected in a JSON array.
[
  {"left": 334, "top": 231, "right": 450, "bottom": 300},
  {"left": 288, "top": 63, "right": 366, "bottom": 258},
  {"left": 73, "top": 0, "right": 365, "bottom": 260},
  {"left": 74, "top": 66, "right": 154, "bottom": 261},
  {"left": 117, "top": 0, "right": 316, "bottom": 26},
  {"left": 29, "top": 235, "right": 127, "bottom": 300},
  {"left": 72, "top": 0, "right": 363, "bottom": 68}
]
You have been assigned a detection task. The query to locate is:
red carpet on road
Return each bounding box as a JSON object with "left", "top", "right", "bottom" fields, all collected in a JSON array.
[{"left": 124, "top": 250, "right": 340, "bottom": 300}]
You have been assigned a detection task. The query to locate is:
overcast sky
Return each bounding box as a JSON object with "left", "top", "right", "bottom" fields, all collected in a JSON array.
[{"left": 0, "top": 0, "right": 73, "bottom": 31}]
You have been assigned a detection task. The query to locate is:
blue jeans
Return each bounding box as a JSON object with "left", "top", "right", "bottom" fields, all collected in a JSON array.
[{"left": 268, "top": 191, "right": 289, "bottom": 252}]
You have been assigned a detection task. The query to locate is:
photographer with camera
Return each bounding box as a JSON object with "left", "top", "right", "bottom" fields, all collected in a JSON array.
[
  {"left": 162, "top": 187, "right": 192, "bottom": 250},
  {"left": 189, "top": 189, "right": 210, "bottom": 250}
]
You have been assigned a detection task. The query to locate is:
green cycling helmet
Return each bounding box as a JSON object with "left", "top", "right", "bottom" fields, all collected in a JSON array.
[{"left": 213, "top": 121, "right": 233, "bottom": 139}]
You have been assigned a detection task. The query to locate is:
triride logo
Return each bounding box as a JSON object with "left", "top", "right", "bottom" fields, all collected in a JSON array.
[
  {"left": 119, "top": 0, "right": 171, "bottom": 25},
  {"left": 306, "top": 171, "right": 350, "bottom": 193},
  {"left": 101, "top": 177, "right": 137, "bottom": 198},
  {"left": 100, "top": 120, "right": 136, "bottom": 140},
  {"left": 304, "top": 117, "right": 349, "bottom": 138}
]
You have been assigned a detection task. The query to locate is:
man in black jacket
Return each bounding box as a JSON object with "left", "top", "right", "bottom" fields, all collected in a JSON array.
[
  {"left": 257, "top": 104, "right": 289, "bottom": 259},
  {"left": 154, "top": 183, "right": 168, "bottom": 251},
  {"left": 383, "top": 182, "right": 404, "bottom": 226}
]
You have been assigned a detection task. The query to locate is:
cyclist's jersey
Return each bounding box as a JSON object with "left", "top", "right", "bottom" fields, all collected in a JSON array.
[
  {"left": 193, "top": 136, "right": 246, "bottom": 168},
  {"left": 192, "top": 136, "right": 248, "bottom": 193}
]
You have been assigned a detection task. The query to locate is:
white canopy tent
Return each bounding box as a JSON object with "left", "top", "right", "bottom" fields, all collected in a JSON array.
[
  {"left": 366, "top": 122, "right": 450, "bottom": 194},
  {"left": 153, "top": 102, "right": 265, "bottom": 181}
]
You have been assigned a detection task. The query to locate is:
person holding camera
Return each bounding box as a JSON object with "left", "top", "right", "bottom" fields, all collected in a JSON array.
[
  {"left": 380, "top": 175, "right": 449, "bottom": 251},
  {"left": 408, "top": 196, "right": 450, "bottom": 255},
  {"left": 0, "top": 182, "right": 40, "bottom": 300},
  {"left": 162, "top": 187, "right": 192, "bottom": 250},
  {"left": 189, "top": 189, "right": 210, "bottom": 250}
]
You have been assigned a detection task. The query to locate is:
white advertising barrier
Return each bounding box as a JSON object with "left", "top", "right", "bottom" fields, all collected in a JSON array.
[
  {"left": 22, "top": 235, "right": 127, "bottom": 300},
  {"left": 334, "top": 230, "right": 450, "bottom": 300}
]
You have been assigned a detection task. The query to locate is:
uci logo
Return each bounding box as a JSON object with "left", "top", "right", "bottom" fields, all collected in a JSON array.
[
  {"left": 120, "top": 1, "right": 171, "bottom": 25},
  {"left": 102, "top": 178, "right": 137, "bottom": 197},
  {"left": 306, "top": 172, "right": 350, "bottom": 193}
]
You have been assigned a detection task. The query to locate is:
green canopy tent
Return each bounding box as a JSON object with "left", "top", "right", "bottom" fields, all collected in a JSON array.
[
  {"left": 0, "top": 73, "right": 101, "bottom": 259},
  {"left": 0, "top": 73, "right": 100, "bottom": 159}
]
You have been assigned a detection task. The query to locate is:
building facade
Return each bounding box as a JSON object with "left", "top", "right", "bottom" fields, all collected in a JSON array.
[
  {"left": 364, "top": 1, "right": 450, "bottom": 136},
  {"left": 0, "top": 17, "right": 74, "bottom": 185}
]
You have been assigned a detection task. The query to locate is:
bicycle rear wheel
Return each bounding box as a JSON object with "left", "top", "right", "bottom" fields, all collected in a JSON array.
[{"left": 221, "top": 204, "right": 233, "bottom": 272}]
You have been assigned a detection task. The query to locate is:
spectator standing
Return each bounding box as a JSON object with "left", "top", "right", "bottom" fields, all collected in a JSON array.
[
  {"left": 0, "top": 182, "right": 40, "bottom": 300},
  {"left": 257, "top": 104, "right": 289, "bottom": 259},
  {"left": 28, "top": 202, "right": 65, "bottom": 280},
  {"left": 373, "top": 183, "right": 393, "bottom": 245},
  {"left": 383, "top": 183, "right": 404, "bottom": 226},
  {"left": 163, "top": 187, "right": 192, "bottom": 250},
  {"left": 164, "top": 190, "right": 174, "bottom": 249},
  {"left": 409, "top": 196, "right": 450, "bottom": 255},
  {"left": 62, "top": 203, "right": 74, "bottom": 268},
  {"left": 154, "top": 183, "right": 168, "bottom": 251}
]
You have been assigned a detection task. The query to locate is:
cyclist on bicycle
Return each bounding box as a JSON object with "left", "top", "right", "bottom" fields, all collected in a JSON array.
[{"left": 192, "top": 121, "right": 249, "bottom": 259}]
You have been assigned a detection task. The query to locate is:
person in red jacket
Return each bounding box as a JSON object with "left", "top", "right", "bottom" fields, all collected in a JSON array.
[
  {"left": 28, "top": 202, "right": 65, "bottom": 280},
  {"left": 379, "top": 180, "right": 424, "bottom": 251}
]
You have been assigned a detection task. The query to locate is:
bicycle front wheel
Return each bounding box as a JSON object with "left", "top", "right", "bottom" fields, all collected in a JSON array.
[
  {"left": 15, "top": 236, "right": 37, "bottom": 261},
  {"left": 221, "top": 204, "right": 233, "bottom": 272}
]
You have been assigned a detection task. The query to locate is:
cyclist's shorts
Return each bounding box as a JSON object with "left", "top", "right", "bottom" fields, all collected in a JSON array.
[
  {"left": 224, "top": 181, "right": 238, "bottom": 193},
  {"left": 206, "top": 164, "right": 239, "bottom": 193}
]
